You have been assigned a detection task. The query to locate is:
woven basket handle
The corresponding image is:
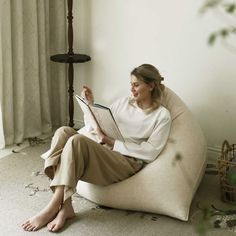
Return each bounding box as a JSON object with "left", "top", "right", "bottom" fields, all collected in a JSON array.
[{"left": 221, "top": 140, "right": 231, "bottom": 154}]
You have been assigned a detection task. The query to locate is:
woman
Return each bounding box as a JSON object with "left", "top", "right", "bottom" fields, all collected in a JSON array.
[{"left": 21, "top": 64, "right": 171, "bottom": 232}]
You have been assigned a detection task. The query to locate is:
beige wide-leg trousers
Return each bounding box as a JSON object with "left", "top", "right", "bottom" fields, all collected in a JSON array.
[{"left": 42, "top": 126, "right": 143, "bottom": 202}]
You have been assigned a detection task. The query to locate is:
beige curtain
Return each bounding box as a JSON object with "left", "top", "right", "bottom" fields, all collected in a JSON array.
[
  {"left": 0, "top": 0, "right": 68, "bottom": 147},
  {"left": 0, "top": 11, "right": 4, "bottom": 149}
]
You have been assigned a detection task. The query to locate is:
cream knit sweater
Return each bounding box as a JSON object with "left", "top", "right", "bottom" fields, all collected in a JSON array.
[{"left": 109, "top": 97, "right": 171, "bottom": 163}]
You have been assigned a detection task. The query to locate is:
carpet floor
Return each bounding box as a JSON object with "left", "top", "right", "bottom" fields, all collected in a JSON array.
[{"left": 0, "top": 140, "right": 236, "bottom": 236}]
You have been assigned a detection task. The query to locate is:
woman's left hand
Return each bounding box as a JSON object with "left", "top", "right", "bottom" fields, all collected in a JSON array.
[{"left": 96, "top": 128, "right": 115, "bottom": 148}]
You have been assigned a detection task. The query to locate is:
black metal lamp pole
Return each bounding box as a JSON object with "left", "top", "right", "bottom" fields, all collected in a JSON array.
[{"left": 50, "top": 0, "right": 91, "bottom": 127}]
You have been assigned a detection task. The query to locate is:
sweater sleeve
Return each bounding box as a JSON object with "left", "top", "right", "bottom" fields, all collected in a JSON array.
[{"left": 113, "top": 109, "right": 171, "bottom": 163}]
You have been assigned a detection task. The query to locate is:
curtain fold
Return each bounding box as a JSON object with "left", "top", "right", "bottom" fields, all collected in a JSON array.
[
  {"left": 0, "top": 0, "right": 68, "bottom": 147},
  {"left": 0, "top": 2, "right": 4, "bottom": 148},
  {"left": 0, "top": 17, "right": 4, "bottom": 148},
  {"left": 0, "top": 106, "right": 4, "bottom": 149}
]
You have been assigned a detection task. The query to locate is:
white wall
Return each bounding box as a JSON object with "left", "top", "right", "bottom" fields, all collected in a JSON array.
[{"left": 73, "top": 0, "right": 236, "bottom": 160}]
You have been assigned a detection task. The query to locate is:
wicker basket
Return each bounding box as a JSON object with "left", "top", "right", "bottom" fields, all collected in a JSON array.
[{"left": 218, "top": 140, "right": 236, "bottom": 203}]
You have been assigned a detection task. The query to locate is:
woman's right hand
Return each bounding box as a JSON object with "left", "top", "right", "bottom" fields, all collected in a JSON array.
[{"left": 81, "top": 85, "right": 94, "bottom": 104}]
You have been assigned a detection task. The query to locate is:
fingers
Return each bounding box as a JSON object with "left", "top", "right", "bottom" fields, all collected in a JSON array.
[
  {"left": 95, "top": 128, "right": 104, "bottom": 143},
  {"left": 83, "top": 85, "right": 92, "bottom": 92},
  {"left": 95, "top": 127, "right": 103, "bottom": 137},
  {"left": 82, "top": 86, "right": 93, "bottom": 96},
  {"left": 81, "top": 85, "right": 94, "bottom": 104}
]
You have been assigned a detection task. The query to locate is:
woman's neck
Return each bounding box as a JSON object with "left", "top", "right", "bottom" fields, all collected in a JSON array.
[{"left": 137, "top": 100, "right": 152, "bottom": 110}]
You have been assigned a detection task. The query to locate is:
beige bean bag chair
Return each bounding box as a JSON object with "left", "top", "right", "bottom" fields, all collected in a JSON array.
[{"left": 77, "top": 87, "right": 207, "bottom": 221}]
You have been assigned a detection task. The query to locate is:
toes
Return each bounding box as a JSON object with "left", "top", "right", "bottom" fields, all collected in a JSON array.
[
  {"left": 22, "top": 222, "right": 31, "bottom": 231},
  {"left": 47, "top": 223, "right": 56, "bottom": 232},
  {"left": 27, "top": 225, "right": 35, "bottom": 231},
  {"left": 21, "top": 220, "right": 30, "bottom": 227},
  {"left": 47, "top": 221, "right": 62, "bottom": 232},
  {"left": 22, "top": 222, "right": 38, "bottom": 232},
  {"left": 47, "top": 222, "right": 53, "bottom": 231},
  {"left": 25, "top": 224, "right": 34, "bottom": 231},
  {"left": 51, "top": 225, "right": 60, "bottom": 232}
]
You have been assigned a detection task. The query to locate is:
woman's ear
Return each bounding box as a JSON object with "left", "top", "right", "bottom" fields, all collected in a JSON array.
[{"left": 149, "top": 82, "right": 155, "bottom": 91}]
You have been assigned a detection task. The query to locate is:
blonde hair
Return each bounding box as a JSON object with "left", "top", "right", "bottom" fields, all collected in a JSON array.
[{"left": 130, "top": 64, "right": 165, "bottom": 111}]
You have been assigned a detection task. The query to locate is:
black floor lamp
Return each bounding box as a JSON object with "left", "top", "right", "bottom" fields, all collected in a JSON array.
[{"left": 50, "top": 0, "right": 91, "bottom": 127}]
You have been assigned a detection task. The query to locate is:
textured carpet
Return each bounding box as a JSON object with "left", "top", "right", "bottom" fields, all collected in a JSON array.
[{"left": 0, "top": 141, "right": 235, "bottom": 236}]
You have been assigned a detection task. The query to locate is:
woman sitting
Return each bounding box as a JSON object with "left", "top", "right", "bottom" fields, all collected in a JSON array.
[{"left": 21, "top": 64, "right": 171, "bottom": 232}]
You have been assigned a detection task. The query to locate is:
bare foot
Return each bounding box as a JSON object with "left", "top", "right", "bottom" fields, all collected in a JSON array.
[
  {"left": 21, "top": 206, "right": 59, "bottom": 232},
  {"left": 47, "top": 201, "right": 76, "bottom": 232}
]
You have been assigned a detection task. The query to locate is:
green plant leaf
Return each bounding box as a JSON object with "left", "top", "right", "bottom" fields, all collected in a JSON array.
[
  {"left": 200, "top": 0, "right": 222, "bottom": 13},
  {"left": 220, "top": 29, "right": 229, "bottom": 37},
  {"left": 227, "top": 171, "right": 236, "bottom": 185},
  {"left": 208, "top": 33, "right": 217, "bottom": 45},
  {"left": 224, "top": 3, "right": 236, "bottom": 13},
  {"left": 205, "top": 0, "right": 222, "bottom": 8},
  {"left": 194, "top": 207, "right": 213, "bottom": 236}
]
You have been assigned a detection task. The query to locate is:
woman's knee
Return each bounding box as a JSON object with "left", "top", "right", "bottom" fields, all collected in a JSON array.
[
  {"left": 67, "top": 133, "right": 87, "bottom": 145},
  {"left": 62, "top": 134, "right": 88, "bottom": 163},
  {"left": 55, "top": 126, "right": 77, "bottom": 137}
]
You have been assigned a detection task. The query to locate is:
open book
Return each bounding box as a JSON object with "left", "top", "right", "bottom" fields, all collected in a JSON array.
[{"left": 75, "top": 95, "right": 124, "bottom": 142}]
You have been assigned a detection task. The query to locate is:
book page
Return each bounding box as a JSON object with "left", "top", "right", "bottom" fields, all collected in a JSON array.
[
  {"left": 74, "top": 95, "right": 98, "bottom": 130},
  {"left": 75, "top": 94, "right": 124, "bottom": 142},
  {"left": 90, "top": 105, "right": 124, "bottom": 141}
]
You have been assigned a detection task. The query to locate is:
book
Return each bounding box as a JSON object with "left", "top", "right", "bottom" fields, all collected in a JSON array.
[{"left": 75, "top": 95, "right": 124, "bottom": 142}]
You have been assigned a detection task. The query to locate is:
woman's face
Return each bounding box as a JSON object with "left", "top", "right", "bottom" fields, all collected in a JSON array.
[{"left": 130, "top": 75, "right": 153, "bottom": 103}]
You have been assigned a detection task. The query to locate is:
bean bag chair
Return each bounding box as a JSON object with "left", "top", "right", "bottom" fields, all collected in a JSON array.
[{"left": 76, "top": 87, "right": 207, "bottom": 221}]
